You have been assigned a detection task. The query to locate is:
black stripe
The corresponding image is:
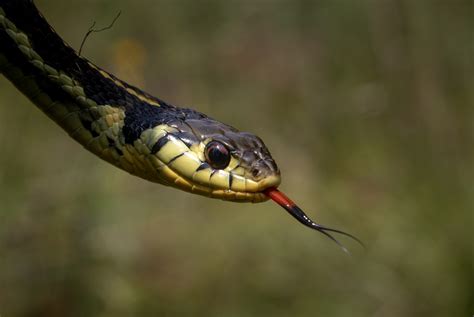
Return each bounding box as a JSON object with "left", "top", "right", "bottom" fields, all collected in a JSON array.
[
  {"left": 196, "top": 162, "right": 210, "bottom": 171},
  {"left": 151, "top": 135, "right": 170, "bottom": 154},
  {"left": 122, "top": 103, "right": 207, "bottom": 144},
  {"left": 168, "top": 152, "right": 184, "bottom": 164},
  {"left": 229, "top": 172, "right": 233, "bottom": 188},
  {"left": 170, "top": 131, "right": 196, "bottom": 148}
]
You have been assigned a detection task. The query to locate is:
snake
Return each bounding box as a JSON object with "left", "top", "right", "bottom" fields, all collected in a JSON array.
[{"left": 0, "top": 0, "right": 362, "bottom": 251}]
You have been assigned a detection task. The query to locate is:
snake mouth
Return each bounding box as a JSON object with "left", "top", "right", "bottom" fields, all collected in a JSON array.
[
  {"left": 202, "top": 175, "right": 281, "bottom": 203},
  {"left": 263, "top": 187, "right": 364, "bottom": 253}
]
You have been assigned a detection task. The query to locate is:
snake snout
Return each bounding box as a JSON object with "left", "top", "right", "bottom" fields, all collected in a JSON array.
[
  {"left": 250, "top": 158, "right": 279, "bottom": 179},
  {"left": 248, "top": 158, "right": 281, "bottom": 192}
]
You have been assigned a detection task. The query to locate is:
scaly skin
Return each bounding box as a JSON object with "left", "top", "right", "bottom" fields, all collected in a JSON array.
[{"left": 0, "top": 0, "right": 281, "bottom": 202}]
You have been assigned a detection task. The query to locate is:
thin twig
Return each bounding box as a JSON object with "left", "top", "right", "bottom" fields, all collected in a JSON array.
[{"left": 78, "top": 11, "right": 122, "bottom": 56}]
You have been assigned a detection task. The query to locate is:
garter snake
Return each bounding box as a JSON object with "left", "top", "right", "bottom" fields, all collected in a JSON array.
[{"left": 0, "top": 0, "right": 362, "bottom": 251}]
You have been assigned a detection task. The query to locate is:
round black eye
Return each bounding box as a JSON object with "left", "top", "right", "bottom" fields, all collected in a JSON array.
[{"left": 205, "top": 141, "right": 231, "bottom": 169}]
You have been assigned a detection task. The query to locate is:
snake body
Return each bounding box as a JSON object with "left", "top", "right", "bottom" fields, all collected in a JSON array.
[
  {"left": 0, "top": 1, "right": 363, "bottom": 249},
  {"left": 0, "top": 0, "right": 280, "bottom": 203}
]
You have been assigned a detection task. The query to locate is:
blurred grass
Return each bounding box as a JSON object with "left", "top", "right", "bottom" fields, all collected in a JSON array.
[{"left": 0, "top": 0, "right": 472, "bottom": 316}]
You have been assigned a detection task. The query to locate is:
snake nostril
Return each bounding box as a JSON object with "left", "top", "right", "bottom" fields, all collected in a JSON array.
[{"left": 251, "top": 168, "right": 260, "bottom": 178}]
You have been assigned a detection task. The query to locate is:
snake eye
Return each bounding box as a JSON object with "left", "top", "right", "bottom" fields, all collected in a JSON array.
[{"left": 205, "top": 141, "right": 231, "bottom": 169}]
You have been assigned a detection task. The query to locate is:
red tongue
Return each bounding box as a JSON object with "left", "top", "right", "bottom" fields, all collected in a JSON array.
[
  {"left": 263, "top": 187, "right": 363, "bottom": 254},
  {"left": 263, "top": 187, "right": 296, "bottom": 209}
]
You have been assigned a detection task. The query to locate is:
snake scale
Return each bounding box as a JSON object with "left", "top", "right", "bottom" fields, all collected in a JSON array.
[{"left": 0, "top": 0, "right": 362, "bottom": 251}]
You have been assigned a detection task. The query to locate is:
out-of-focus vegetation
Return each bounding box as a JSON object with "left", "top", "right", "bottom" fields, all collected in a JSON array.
[{"left": 0, "top": 0, "right": 472, "bottom": 316}]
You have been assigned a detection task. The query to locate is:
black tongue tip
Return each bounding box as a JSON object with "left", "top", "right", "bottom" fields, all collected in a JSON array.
[
  {"left": 264, "top": 188, "right": 365, "bottom": 253},
  {"left": 288, "top": 205, "right": 365, "bottom": 254}
]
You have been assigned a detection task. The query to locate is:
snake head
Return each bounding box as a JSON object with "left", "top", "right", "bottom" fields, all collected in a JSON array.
[
  {"left": 153, "top": 111, "right": 363, "bottom": 251},
  {"left": 138, "top": 108, "right": 280, "bottom": 202}
]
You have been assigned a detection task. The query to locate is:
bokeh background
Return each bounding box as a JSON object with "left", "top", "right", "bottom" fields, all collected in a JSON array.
[{"left": 0, "top": 0, "right": 472, "bottom": 316}]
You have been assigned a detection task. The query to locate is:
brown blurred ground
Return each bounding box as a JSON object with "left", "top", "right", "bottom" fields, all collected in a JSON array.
[{"left": 0, "top": 0, "right": 472, "bottom": 316}]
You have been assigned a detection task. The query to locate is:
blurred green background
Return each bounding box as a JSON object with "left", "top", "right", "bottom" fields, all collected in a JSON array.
[{"left": 0, "top": 0, "right": 472, "bottom": 316}]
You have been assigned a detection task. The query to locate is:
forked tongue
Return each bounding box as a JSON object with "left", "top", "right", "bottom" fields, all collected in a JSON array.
[{"left": 263, "top": 187, "right": 364, "bottom": 254}]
